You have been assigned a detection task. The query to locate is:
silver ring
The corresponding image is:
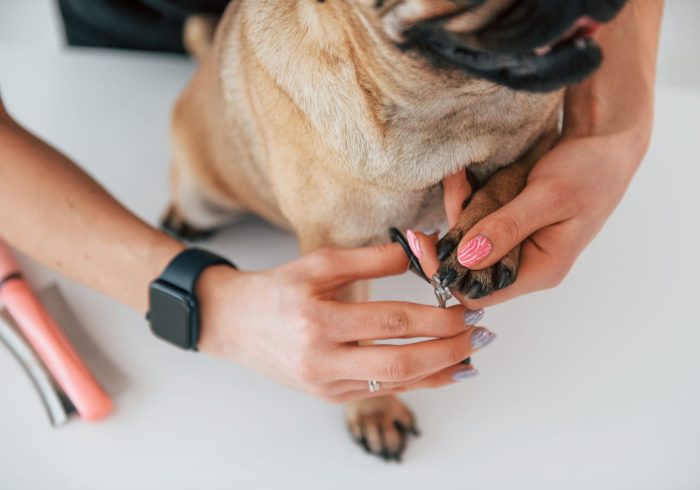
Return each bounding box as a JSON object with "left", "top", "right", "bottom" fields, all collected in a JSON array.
[{"left": 368, "top": 380, "right": 381, "bottom": 393}]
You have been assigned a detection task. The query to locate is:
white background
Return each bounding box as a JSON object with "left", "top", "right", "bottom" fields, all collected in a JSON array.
[{"left": 0, "top": 1, "right": 699, "bottom": 489}]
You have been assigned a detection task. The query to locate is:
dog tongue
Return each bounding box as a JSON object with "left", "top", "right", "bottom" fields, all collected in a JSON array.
[
  {"left": 564, "top": 16, "right": 601, "bottom": 41},
  {"left": 532, "top": 16, "right": 601, "bottom": 57},
  {"left": 533, "top": 45, "right": 552, "bottom": 56}
]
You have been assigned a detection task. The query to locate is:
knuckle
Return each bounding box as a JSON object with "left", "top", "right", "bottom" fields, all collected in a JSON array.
[
  {"left": 447, "top": 340, "right": 467, "bottom": 364},
  {"left": 381, "top": 309, "right": 410, "bottom": 337},
  {"left": 306, "top": 247, "right": 335, "bottom": 271},
  {"left": 295, "top": 309, "right": 321, "bottom": 346},
  {"left": 294, "top": 358, "right": 318, "bottom": 384},
  {"left": 491, "top": 214, "right": 522, "bottom": 244},
  {"left": 383, "top": 353, "right": 414, "bottom": 380}
]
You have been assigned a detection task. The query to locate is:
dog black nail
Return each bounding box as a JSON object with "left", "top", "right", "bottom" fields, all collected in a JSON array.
[
  {"left": 467, "top": 281, "right": 488, "bottom": 299},
  {"left": 440, "top": 268, "right": 458, "bottom": 287},
  {"left": 496, "top": 264, "right": 514, "bottom": 290},
  {"left": 437, "top": 238, "right": 458, "bottom": 261}
]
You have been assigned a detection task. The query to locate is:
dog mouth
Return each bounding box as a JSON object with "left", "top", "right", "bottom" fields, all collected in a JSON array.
[
  {"left": 531, "top": 16, "right": 601, "bottom": 56},
  {"left": 404, "top": 13, "right": 611, "bottom": 92}
]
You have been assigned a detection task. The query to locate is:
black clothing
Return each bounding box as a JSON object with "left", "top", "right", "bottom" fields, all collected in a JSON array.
[{"left": 57, "top": 0, "right": 228, "bottom": 53}]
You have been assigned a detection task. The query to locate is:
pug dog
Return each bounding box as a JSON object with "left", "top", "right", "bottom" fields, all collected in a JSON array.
[{"left": 162, "top": 0, "right": 628, "bottom": 461}]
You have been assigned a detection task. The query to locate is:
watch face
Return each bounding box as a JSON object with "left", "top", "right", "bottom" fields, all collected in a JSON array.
[{"left": 148, "top": 282, "right": 197, "bottom": 349}]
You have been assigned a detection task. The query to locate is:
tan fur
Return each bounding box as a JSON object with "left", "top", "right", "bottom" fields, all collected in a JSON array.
[{"left": 167, "top": 0, "right": 562, "bottom": 457}]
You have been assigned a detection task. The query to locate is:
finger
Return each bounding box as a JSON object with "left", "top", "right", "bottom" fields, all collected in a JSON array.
[
  {"left": 325, "top": 302, "right": 469, "bottom": 342},
  {"left": 328, "top": 363, "right": 479, "bottom": 403},
  {"left": 454, "top": 181, "right": 573, "bottom": 271},
  {"left": 330, "top": 326, "right": 496, "bottom": 382},
  {"left": 449, "top": 225, "right": 577, "bottom": 310},
  {"left": 406, "top": 230, "right": 441, "bottom": 280},
  {"left": 442, "top": 170, "right": 473, "bottom": 228},
  {"left": 324, "top": 360, "right": 476, "bottom": 396},
  {"left": 303, "top": 243, "right": 410, "bottom": 286}
]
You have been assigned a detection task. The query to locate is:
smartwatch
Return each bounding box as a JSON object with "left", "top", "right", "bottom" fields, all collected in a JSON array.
[{"left": 147, "top": 248, "right": 236, "bottom": 351}]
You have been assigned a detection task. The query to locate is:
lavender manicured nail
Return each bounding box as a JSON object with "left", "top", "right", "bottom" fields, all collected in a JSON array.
[
  {"left": 470, "top": 327, "right": 497, "bottom": 350},
  {"left": 419, "top": 228, "right": 440, "bottom": 236},
  {"left": 453, "top": 367, "right": 479, "bottom": 381},
  {"left": 464, "top": 309, "right": 485, "bottom": 326}
]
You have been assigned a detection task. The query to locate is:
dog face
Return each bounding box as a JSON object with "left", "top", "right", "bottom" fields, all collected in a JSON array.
[{"left": 362, "top": 0, "right": 628, "bottom": 92}]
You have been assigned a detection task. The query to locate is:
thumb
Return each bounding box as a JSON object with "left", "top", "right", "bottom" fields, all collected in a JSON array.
[
  {"left": 454, "top": 182, "right": 568, "bottom": 270},
  {"left": 305, "top": 242, "right": 410, "bottom": 287}
]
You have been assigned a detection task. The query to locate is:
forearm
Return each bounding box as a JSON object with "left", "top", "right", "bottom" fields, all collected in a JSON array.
[
  {"left": 564, "top": 0, "right": 664, "bottom": 156},
  {"left": 0, "top": 111, "right": 183, "bottom": 312}
]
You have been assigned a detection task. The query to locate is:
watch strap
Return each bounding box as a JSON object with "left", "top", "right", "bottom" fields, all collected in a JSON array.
[{"left": 159, "top": 248, "right": 236, "bottom": 293}]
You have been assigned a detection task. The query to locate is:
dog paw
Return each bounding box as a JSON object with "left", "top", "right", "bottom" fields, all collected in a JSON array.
[
  {"left": 435, "top": 229, "right": 520, "bottom": 299},
  {"left": 160, "top": 205, "right": 218, "bottom": 242},
  {"left": 345, "top": 395, "right": 418, "bottom": 462}
]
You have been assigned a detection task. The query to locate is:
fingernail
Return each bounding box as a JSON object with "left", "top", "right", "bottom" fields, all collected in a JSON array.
[
  {"left": 464, "top": 308, "right": 485, "bottom": 326},
  {"left": 406, "top": 229, "right": 422, "bottom": 260},
  {"left": 419, "top": 228, "right": 440, "bottom": 236},
  {"left": 458, "top": 234, "right": 492, "bottom": 268},
  {"left": 471, "top": 326, "right": 497, "bottom": 350},
  {"left": 453, "top": 366, "right": 479, "bottom": 381}
]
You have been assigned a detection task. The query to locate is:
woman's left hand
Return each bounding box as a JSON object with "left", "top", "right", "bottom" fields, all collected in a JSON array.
[{"left": 411, "top": 128, "right": 650, "bottom": 310}]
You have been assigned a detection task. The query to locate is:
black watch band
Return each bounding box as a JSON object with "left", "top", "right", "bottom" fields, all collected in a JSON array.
[
  {"left": 159, "top": 248, "right": 233, "bottom": 293},
  {"left": 147, "top": 248, "right": 236, "bottom": 351}
]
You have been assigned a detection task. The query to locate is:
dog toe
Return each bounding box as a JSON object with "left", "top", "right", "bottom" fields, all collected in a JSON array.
[
  {"left": 353, "top": 414, "right": 412, "bottom": 462},
  {"left": 345, "top": 396, "right": 417, "bottom": 462},
  {"left": 494, "top": 262, "right": 516, "bottom": 290},
  {"left": 457, "top": 268, "right": 493, "bottom": 299},
  {"left": 160, "top": 205, "right": 218, "bottom": 242}
]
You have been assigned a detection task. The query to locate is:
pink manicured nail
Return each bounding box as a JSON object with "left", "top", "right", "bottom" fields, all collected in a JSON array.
[
  {"left": 407, "top": 229, "right": 422, "bottom": 260},
  {"left": 457, "top": 234, "right": 492, "bottom": 268}
]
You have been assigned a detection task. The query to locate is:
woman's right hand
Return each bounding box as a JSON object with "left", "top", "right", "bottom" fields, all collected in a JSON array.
[{"left": 196, "top": 243, "right": 495, "bottom": 403}]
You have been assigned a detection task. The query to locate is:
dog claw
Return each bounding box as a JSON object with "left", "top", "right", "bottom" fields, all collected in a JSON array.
[
  {"left": 495, "top": 263, "right": 514, "bottom": 290},
  {"left": 467, "top": 281, "right": 488, "bottom": 299},
  {"left": 439, "top": 268, "right": 458, "bottom": 287},
  {"left": 437, "top": 237, "right": 459, "bottom": 261},
  {"left": 160, "top": 207, "right": 218, "bottom": 242},
  {"left": 358, "top": 436, "right": 371, "bottom": 453}
]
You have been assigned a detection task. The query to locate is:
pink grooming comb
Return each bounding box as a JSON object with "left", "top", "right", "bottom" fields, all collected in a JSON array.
[{"left": 0, "top": 239, "right": 112, "bottom": 422}]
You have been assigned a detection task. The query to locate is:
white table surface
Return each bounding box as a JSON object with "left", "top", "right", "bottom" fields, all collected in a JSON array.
[{"left": 0, "top": 45, "right": 699, "bottom": 489}]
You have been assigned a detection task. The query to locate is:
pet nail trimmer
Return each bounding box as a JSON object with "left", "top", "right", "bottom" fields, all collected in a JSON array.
[{"left": 0, "top": 240, "right": 112, "bottom": 424}]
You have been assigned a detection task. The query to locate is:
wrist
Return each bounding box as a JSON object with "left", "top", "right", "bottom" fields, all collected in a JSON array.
[
  {"left": 135, "top": 231, "right": 185, "bottom": 312},
  {"left": 563, "top": 82, "right": 654, "bottom": 151},
  {"left": 562, "top": 0, "right": 662, "bottom": 155},
  {"left": 195, "top": 264, "right": 248, "bottom": 357}
]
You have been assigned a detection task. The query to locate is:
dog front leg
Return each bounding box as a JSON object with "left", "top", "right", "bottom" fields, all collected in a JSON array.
[{"left": 297, "top": 233, "right": 417, "bottom": 462}]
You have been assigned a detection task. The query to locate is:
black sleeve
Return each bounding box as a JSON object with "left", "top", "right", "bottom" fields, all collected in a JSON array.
[{"left": 57, "top": 0, "right": 229, "bottom": 53}]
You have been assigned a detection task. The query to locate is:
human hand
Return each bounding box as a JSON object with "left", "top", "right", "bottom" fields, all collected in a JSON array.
[
  {"left": 196, "top": 244, "right": 495, "bottom": 403},
  {"left": 408, "top": 0, "right": 661, "bottom": 310},
  {"left": 410, "top": 128, "right": 650, "bottom": 310}
]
